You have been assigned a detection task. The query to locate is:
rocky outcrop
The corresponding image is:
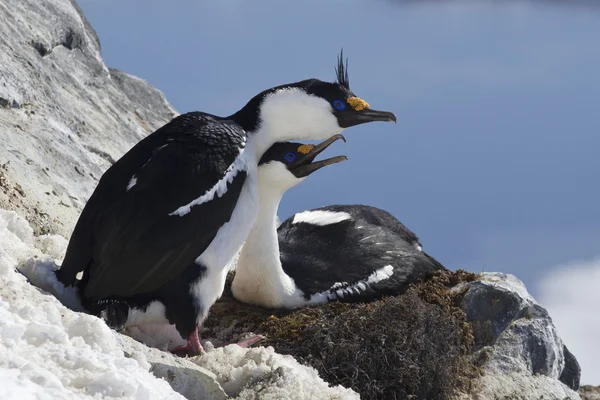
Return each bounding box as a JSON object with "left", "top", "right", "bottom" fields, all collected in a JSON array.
[
  {"left": 0, "top": 0, "right": 177, "bottom": 237},
  {"left": 0, "top": 1, "right": 584, "bottom": 399},
  {"left": 454, "top": 273, "right": 581, "bottom": 400}
]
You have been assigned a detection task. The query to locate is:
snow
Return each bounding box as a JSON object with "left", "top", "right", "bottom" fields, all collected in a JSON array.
[
  {"left": 478, "top": 272, "right": 538, "bottom": 304},
  {"left": 196, "top": 345, "right": 359, "bottom": 400},
  {"left": 0, "top": 208, "right": 360, "bottom": 399},
  {"left": 0, "top": 209, "right": 184, "bottom": 400}
]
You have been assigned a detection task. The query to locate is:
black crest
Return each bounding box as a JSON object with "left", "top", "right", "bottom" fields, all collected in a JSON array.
[{"left": 335, "top": 49, "right": 350, "bottom": 90}]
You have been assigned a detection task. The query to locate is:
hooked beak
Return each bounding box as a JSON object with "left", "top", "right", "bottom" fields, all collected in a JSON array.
[
  {"left": 336, "top": 108, "right": 397, "bottom": 128},
  {"left": 289, "top": 134, "right": 348, "bottom": 178}
]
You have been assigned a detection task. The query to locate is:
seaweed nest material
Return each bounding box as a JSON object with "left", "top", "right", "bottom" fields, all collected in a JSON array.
[{"left": 202, "top": 269, "right": 480, "bottom": 400}]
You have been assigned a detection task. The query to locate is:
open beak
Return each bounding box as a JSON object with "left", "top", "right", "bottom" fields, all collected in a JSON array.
[
  {"left": 337, "top": 108, "right": 397, "bottom": 128},
  {"left": 289, "top": 134, "right": 348, "bottom": 178}
]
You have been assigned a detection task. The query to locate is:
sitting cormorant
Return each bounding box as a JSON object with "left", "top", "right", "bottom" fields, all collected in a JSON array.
[{"left": 231, "top": 135, "right": 445, "bottom": 309}]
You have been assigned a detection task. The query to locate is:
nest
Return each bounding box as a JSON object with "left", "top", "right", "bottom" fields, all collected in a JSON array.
[{"left": 202, "top": 269, "right": 481, "bottom": 400}]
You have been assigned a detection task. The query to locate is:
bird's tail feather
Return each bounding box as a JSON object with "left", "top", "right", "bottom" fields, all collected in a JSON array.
[{"left": 80, "top": 294, "right": 129, "bottom": 332}]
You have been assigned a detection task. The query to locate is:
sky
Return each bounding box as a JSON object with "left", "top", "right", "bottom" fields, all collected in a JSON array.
[{"left": 78, "top": 0, "right": 599, "bottom": 384}]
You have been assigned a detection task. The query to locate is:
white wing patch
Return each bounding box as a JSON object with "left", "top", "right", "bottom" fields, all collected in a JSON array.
[
  {"left": 126, "top": 175, "right": 138, "bottom": 191},
  {"left": 366, "top": 265, "right": 394, "bottom": 284},
  {"left": 292, "top": 210, "right": 352, "bottom": 226},
  {"left": 308, "top": 265, "right": 395, "bottom": 303},
  {"left": 169, "top": 146, "right": 247, "bottom": 217}
]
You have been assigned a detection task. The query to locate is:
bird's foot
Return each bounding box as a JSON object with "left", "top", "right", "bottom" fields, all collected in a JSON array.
[
  {"left": 224, "top": 334, "right": 266, "bottom": 349},
  {"left": 170, "top": 328, "right": 204, "bottom": 357}
]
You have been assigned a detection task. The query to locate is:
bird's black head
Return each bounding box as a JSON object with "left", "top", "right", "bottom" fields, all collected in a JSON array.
[
  {"left": 229, "top": 50, "right": 397, "bottom": 141},
  {"left": 301, "top": 50, "right": 397, "bottom": 128},
  {"left": 258, "top": 134, "right": 347, "bottom": 182}
]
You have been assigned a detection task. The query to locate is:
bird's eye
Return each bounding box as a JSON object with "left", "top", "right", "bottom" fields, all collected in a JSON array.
[
  {"left": 333, "top": 99, "right": 346, "bottom": 111},
  {"left": 284, "top": 152, "right": 297, "bottom": 162}
]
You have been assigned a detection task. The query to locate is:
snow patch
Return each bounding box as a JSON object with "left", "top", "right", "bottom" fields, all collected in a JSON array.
[
  {"left": 196, "top": 345, "right": 359, "bottom": 399},
  {"left": 478, "top": 271, "right": 537, "bottom": 304},
  {"left": 0, "top": 209, "right": 185, "bottom": 399},
  {"left": 34, "top": 234, "right": 69, "bottom": 261},
  {"left": 1, "top": 208, "right": 359, "bottom": 399}
]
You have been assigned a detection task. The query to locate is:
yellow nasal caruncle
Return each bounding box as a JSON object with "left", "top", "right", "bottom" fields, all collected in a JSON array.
[
  {"left": 347, "top": 97, "right": 370, "bottom": 111},
  {"left": 297, "top": 144, "right": 315, "bottom": 155}
]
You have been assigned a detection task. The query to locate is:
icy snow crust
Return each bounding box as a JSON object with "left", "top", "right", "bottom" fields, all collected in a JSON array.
[
  {"left": 0, "top": 209, "right": 359, "bottom": 399},
  {"left": 197, "top": 345, "right": 359, "bottom": 400},
  {"left": 0, "top": 209, "right": 185, "bottom": 399}
]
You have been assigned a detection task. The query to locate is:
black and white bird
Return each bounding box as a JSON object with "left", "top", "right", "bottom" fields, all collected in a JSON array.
[
  {"left": 55, "top": 53, "right": 397, "bottom": 356},
  {"left": 231, "top": 135, "right": 446, "bottom": 309}
]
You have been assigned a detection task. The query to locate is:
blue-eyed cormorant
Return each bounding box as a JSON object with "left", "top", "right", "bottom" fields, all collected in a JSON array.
[
  {"left": 231, "top": 135, "right": 446, "bottom": 309},
  {"left": 55, "top": 53, "right": 397, "bottom": 356}
]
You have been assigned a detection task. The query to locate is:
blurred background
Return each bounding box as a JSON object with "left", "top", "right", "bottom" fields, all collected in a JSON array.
[{"left": 79, "top": 0, "right": 599, "bottom": 383}]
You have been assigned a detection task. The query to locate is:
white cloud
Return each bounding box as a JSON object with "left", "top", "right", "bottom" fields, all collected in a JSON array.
[{"left": 536, "top": 257, "right": 600, "bottom": 385}]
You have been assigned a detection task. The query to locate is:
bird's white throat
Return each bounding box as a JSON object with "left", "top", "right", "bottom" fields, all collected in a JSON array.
[
  {"left": 203, "top": 86, "right": 346, "bottom": 310},
  {"left": 255, "top": 88, "right": 344, "bottom": 151},
  {"left": 231, "top": 169, "right": 301, "bottom": 308}
]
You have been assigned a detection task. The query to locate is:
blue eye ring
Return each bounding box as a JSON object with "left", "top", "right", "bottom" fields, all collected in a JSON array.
[
  {"left": 284, "top": 152, "right": 297, "bottom": 162},
  {"left": 333, "top": 99, "right": 346, "bottom": 111}
]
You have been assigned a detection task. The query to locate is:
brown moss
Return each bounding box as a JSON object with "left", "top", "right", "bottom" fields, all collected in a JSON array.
[
  {"left": 202, "top": 269, "right": 481, "bottom": 400},
  {"left": 579, "top": 385, "right": 600, "bottom": 400}
]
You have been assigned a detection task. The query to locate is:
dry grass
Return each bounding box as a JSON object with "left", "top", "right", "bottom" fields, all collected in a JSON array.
[
  {"left": 202, "top": 269, "right": 480, "bottom": 400},
  {"left": 580, "top": 386, "right": 600, "bottom": 400}
]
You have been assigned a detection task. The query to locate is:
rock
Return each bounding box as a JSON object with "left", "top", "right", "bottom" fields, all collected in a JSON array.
[
  {"left": 115, "top": 334, "right": 228, "bottom": 400},
  {"left": 461, "top": 374, "right": 582, "bottom": 400},
  {"left": 562, "top": 345, "right": 582, "bottom": 391},
  {"left": 0, "top": 0, "right": 177, "bottom": 237},
  {"left": 580, "top": 386, "right": 600, "bottom": 400},
  {"left": 454, "top": 272, "right": 582, "bottom": 399}
]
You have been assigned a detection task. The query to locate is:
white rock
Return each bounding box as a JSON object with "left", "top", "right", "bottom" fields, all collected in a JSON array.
[
  {"left": 0, "top": 0, "right": 177, "bottom": 238},
  {"left": 456, "top": 272, "right": 581, "bottom": 400}
]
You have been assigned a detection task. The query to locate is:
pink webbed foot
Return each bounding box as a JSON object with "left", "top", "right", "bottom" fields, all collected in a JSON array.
[
  {"left": 223, "top": 334, "right": 266, "bottom": 349},
  {"left": 170, "top": 327, "right": 204, "bottom": 357}
]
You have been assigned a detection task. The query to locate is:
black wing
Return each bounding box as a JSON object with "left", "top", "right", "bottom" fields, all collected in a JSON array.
[
  {"left": 318, "top": 204, "right": 422, "bottom": 246},
  {"left": 277, "top": 205, "right": 445, "bottom": 301},
  {"left": 57, "top": 112, "right": 247, "bottom": 300}
]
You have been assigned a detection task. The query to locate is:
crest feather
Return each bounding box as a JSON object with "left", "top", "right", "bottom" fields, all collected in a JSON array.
[{"left": 335, "top": 49, "right": 350, "bottom": 90}]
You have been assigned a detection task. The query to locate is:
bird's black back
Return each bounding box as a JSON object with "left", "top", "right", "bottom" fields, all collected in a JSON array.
[
  {"left": 57, "top": 112, "right": 248, "bottom": 301},
  {"left": 277, "top": 204, "right": 446, "bottom": 302}
]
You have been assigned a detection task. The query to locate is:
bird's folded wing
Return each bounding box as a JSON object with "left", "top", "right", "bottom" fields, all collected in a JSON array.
[
  {"left": 81, "top": 117, "right": 248, "bottom": 300},
  {"left": 278, "top": 218, "right": 428, "bottom": 297}
]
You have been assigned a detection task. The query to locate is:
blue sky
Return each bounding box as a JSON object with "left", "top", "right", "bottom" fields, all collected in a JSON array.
[{"left": 79, "top": 1, "right": 599, "bottom": 373}]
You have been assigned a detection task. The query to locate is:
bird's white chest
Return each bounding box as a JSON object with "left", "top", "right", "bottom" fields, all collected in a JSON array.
[
  {"left": 191, "top": 160, "right": 259, "bottom": 320},
  {"left": 196, "top": 163, "right": 259, "bottom": 272},
  {"left": 120, "top": 151, "right": 260, "bottom": 338}
]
